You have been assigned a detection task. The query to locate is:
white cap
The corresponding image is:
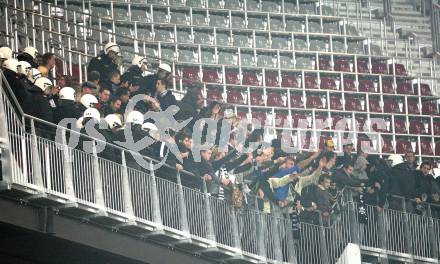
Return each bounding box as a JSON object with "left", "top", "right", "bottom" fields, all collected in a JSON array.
[
  {"left": 104, "top": 42, "right": 121, "bottom": 56},
  {"left": 105, "top": 114, "right": 122, "bottom": 129},
  {"left": 23, "top": 46, "right": 39, "bottom": 59},
  {"left": 132, "top": 55, "right": 147, "bottom": 68},
  {"left": 17, "top": 61, "right": 32, "bottom": 75},
  {"left": 158, "top": 63, "right": 171, "bottom": 73},
  {"left": 2, "top": 58, "right": 19, "bottom": 73},
  {"left": 387, "top": 154, "right": 404, "bottom": 167},
  {"left": 83, "top": 107, "right": 101, "bottom": 121},
  {"left": 34, "top": 77, "right": 53, "bottom": 92},
  {"left": 126, "top": 111, "right": 144, "bottom": 125},
  {"left": 59, "top": 87, "right": 76, "bottom": 101},
  {"left": 80, "top": 94, "right": 98, "bottom": 108},
  {"left": 0, "top": 47, "right": 13, "bottom": 59},
  {"left": 28, "top": 68, "right": 41, "bottom": 83}
]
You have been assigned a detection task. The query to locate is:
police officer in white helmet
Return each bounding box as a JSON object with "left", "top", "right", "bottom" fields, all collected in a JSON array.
[
  {"left": 53, "top": 87, "right": 82, "bottom": 124},
  {"left": 143, "top": 62, "right": 172, "bottom": 96},
  {"left": 17, "top": 46, "right": 39, "bottom": 68},
  {"left": 87, "top": 42, "right": 122, "bottom": 83},
  {"left": 0, "top": 46, "right": 13, "bottom": 67},
  {"left": 121, "top": 55, "right": 148, "bottom": 95},
  {"left": 22, "top": 77, "right": 54, "bottom": 137},
  {"left": 2, "top": 58, "right": 31, "bottom": 107}
]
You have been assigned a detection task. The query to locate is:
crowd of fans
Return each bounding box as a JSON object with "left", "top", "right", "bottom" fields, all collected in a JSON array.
[{"left": 2, "top": 43, "right": 440, "bottom": 230}]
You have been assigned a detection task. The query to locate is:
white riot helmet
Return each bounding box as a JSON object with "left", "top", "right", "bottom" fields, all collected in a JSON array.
[
  {"left": 76, "top": 116, "right": 84, "bottom": 129},
  {"left": 34, "top": 77, "right": 53, "bottom": 92},
  {"left": 0, "top": 47, "right": 13, "bottom": 59},
  {"left": 104, "top": 42, "right": 121, "bottom": 56},
  {"left": 59, "top": 87, "right": 76, "bottom": 101},
  {"left": 105, "top": 114, "right": 122, "bottom": 129},
  {"left": 132, "top": 55, "right": 148, "bottom": 69},
  {"left": 158, "top": 63, "right": 172, "bottom": 73},
  {"left": 23, "top": 46, "right": 39, "bottom": 59},
  {"left": 17, "top": 61, "right": 32, "bottom": 76},
  {"left": 432, "top": 168, "right": 440, "bottom": 179},
  {"left": 387, "top": 154, "right": 404, "bottom": 167},
  {"left": 2, "top": 58, "right": 19, "bottom": 73},
  {"left": 28, "top": 68, "right": 42, "bottom": 83},
  {"left": 142, "top": 122, "right": 159, "bottom": 140},
  {"left": 83, "top": 107, "right": 101, "bottom": 121},
  {"left": 80, "top": 94, "right": 98, "bottom": 108},
  {"left": 126, "top": 111, "right": 144, "bottom": 125},
  {"left": 0, "top": 51, "right": 4, "bottom": 59}
]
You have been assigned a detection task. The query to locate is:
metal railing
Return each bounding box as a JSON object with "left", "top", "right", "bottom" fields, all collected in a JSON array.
[{"left": 431, "top": 3, "right": 440, "bottom": 61}]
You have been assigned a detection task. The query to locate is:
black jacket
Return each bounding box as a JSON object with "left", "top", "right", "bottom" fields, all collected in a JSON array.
[
  {"left": 143, "top": 74, "right": 159, "bottom": 96},
  {"left": 389, "top": 163, "right": 417, "bottom": 200},
  {"left": 87, "top": 53, "right": 118, "bottom": 83},
  {"left": 22, "top": 85, "right": 54, "bottom": 138},
  {"left": 17, "top": 53, "right": 37, "bottom": 68},
  {"left": 53, "top": 99, "right": 82, "bottom": 125},
  {"left": 3, "top": 69, "right": 29, "bottom": 108},
  {"left": 414, "top": 171, "right": 436, "bottom": 201},
  {"left": 332, "top": 168, "right": 362, "bottom": 189},
  {"left": 122, "top": 65, "right": 146, "bottom": 89},
  {"left": 156, "top": 90, "right": 177, "bottom": 111}
]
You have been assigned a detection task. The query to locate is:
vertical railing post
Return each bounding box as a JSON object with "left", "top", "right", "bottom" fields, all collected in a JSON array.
[
  {"left": 402, "top": 198, "right": 414, "bottom": 258},
  {"left": 285, "top": 214, "right": 298, "bottom": 264},
  {"left": 347, "top": 189, "right": 361, "bottom": 244},
  {"left": 120, "top": 150, "right": 134, "bottom": 217},
  {"left": 256, "top": 210, "right": 267, "bottom": 259},
  {"left": 427, "top": 205, "right": 439, "bottom": 259},
  {"left": 202, "top": 179, "right": 216, "bottom": 242},
  {"left": 318, "top": 214, "right": 330, "bottom": 264},
  {"left": 149, "top": 160, "right": 163, "bottom": 226},
  {"left": 176, "top": 172, "right": 189, "bottom": 233},
  {"left": 91, "top": 141, "right": 105, "bottom": 208},
  {"left": 30, "top": 119, "right": 45, "bottom": 189},
  {"left": 229, "top": 205, "right": 242, "bottom": 250},
  {"left": 0, "top": 77, "right": 13, "bottom": 184},
  {"left": 376, "top": 209, "right": 389, "bottom": 264},
  {"left": 60, "top": 128, "right": 75, "bottom": 198},
  {"left": 271, "top": 206, "right": 283, "bottom": 262}
]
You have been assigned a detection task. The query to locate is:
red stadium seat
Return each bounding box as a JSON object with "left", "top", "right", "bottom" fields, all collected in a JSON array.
[
  {"left": 206, "top": 89, "right": 224, "bottom": 102},
  {"left": 320, "top": 77, "right": 337, "bottom": 90},
  {"left": 315, "top": 115, "right": 330, "bottom": 129},
  {"left": 355, "top": 116, "right": 367, "bottom": 131},
  {"left": 382, "top": 80, "right": 394, "bottom": 94},
  {"left": 203, "top": 70, "right": 221, "bottom": 83},
  {"left": 407, "top": 99, "right": 420, "bottom": 115},
  {"left": 319, "top": 59, "right": 332, "bottom": 71},
  {"left": 391, "top": 63, "right": 407, "bottom": 76},
  {"left": 394, "top": 119, "right": 407, "bottom": 134},
  {"left": 396, "top": 140, "right": 414, "bottom": 154},
  {"left": 265, "top": 72, "right": 279, "bottom": 87},
  {"left": 409, "top": 120, "right": 429, "bottom": 134},
  {"left": 267, "top": 92, "right": 285, "bottom": 107},
  {"left": 436, "top": 142, "right": 440, "bottom": 156},
  {"left": 227, "top": 90, "right": 245, "bottom": 104},
  {"left": 242, "top": 72, "right": 261, "bottom": 86},
  {"left": 434, "top": 121, "right": 440, "bottom": 135},
  {"left": 343, "top": 78, "right": 356, "bottom": 91},
  {"left": 306, "top": 95, "right": 324, "bottom": 109},
  {"left": 422, "top": 102, "right": 438, "bottom": 115},
  {"left": 330, "top": 95, "right": 343, "bottom": 110},
  {"left": 396, "top": 82, "right": 413, "bottom": 95},
  {"left": 358, "top": 79, "right": 375, "bottom": 92},
  {"left": 382, "top": 139, "right": 394, "bottom": 153},
  {"left": 236, "top": 111, "right": 248, "bottom": 120},
  {"left": 357, "top": 137, "right": 374, "bottom": 152},
  {"left": 225, "top": 70, "right": 240, "bottom": 84},
  {"left": 290, "top": 94, "right": 304, "bottom": 108},
  {"left": 275, "top": 112, "right": 289, "bottom": 127},
  {"left": 252, "top": 111, "right": 267, "bottom": 125},
  {"left": 369, "top": 98, "right": 382, "bottom": 112},
  {"left": 282, "top": 74, "right": 299, "bottom": 88},
  {"left": 250, "top": 92, "right": 265, "bottom": 106},
  {"left": 345, "top": 96, "right": 363, "bottom": 111},
  {"left": 332, "top": 115, "right": 350, "bottom": 130},
  {"left": 357, "top": 60, "right": 369, "bottom": 73},
  {"left": 383, "top": 98, "right": 403, "bottom": 113},
  {"left": 335, "top": 60, "right": 351, "bottom": 72},
  {"left": 419, "top": 141, "right": 433, "bottom": 155},
  {"left": 420, "top": 83, "right": 432, "bottom": 96},
  {"left": 372, "top": 62, "right": 388, "bottom": 74},
  {"left": 292, "top": 114, "right": 308, "bottom": 128},
  {"left": 183, "top": 67, "right": 200, "bottom": 82},
  {"left": 304, "top": 76, "right": 318, "bottom": 89}
]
